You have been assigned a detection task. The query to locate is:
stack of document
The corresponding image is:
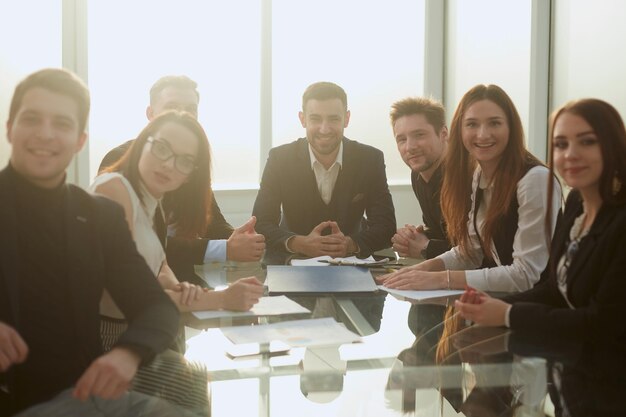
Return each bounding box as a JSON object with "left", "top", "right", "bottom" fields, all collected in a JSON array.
[
  {"left": 220, "top": 317, "right": 362, "bottom": 347},
  {"left": 291, "top": 255, "right": 385, "bottom": 266},
  {"left": 192, "top": 295, "right": 310, "bottom": 320},
  {"left": 378, "top": 285, "right": 464, "bottom": 301}
]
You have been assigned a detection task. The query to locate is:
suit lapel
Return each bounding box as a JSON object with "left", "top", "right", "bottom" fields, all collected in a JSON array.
[
  {"left": 331, "top": 138, "right": 356, "bottom": 218},
  {"left": 296, "top": 138, "right": 324, "bottom": 203},
  {"left": 0, "top": 170, "right": 20, "bottom": 325},
  {"left": 566, "top": 203, "right": 616, "bottom": 286},
  {"left": 64, "top": 186, "right": 95, "bottom": 334}
]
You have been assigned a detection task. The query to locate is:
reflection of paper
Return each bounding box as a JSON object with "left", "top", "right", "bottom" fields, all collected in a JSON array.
[
  {"left": 192, "top": 296, "right": 310, "bottom": 320},
  {"left": 221, "top": 317, "right": 362, "bottom": 347},
  {"left": 291, "top": 255, "right": 376, "bottom": 266},
  {"left": 378, "top": 285, "right": 464, "bottom": 301}
]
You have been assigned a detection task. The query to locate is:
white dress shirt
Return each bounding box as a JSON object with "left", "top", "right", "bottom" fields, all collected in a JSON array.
[
  {"left": 437, "top": 165, "right": 561, "bottom": 292},
  {"left": 309, "top": 142, "right": 343, "bottom": 205}
]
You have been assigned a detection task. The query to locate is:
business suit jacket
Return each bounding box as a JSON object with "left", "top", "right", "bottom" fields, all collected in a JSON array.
[
  {"left": 100, "top": 139, "right": 234, "bottom": 285},
  {"left": 253, "top": 137, "right": 396, "bottom": 257},
  {"left": 505, "top": 191, "right": 626, "bottom": 395},
  {"left": 0, "top": 167, "right": 179, "bottom": 413}
]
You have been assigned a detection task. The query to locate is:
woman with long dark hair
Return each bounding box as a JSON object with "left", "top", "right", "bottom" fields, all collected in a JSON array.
[
  {"left": 91, "top": 111, "right": 263, "bottom": 348},
  {"left": 380, "top": 84, "right": 561, "bottom": 292},
  {"left": 455, "top": 98, "right": 626, "bottom": 416}
]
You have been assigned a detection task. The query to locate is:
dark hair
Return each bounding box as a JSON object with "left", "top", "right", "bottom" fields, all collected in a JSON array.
[
  {"left": 441, "top": 84, "right": 543, "bottom": 259},
  {"left": 389, "top": 97, "right": 446, "bottom": 134},
  {"left": 548, "top": 98, "right": 626, "bottom": 206},
  {"left": 8, "top": 68, "right": 90, "bottom": 133},
  {"left": 302, "top": 82, "right": 347, "bottom": 112},
  {"left": 149, "top": 75, "right": 200, "bottom": 106},
  {"left": 106, "top": 111, "right": 212, "bottom": 238}
]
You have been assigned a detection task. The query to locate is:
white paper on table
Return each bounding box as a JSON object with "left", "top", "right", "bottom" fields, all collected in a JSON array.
[
  {"left": 220, "top": 317, "right": 362, "bottom": 347},
  {"left": 378, "top": 285, "right": 464, "bottom": 301},
  {"left": 290, "top": 255, "right": 376, "bottom": 266},
  {"left": 192, "top": 296, "right": 310, "bottom": 320}
]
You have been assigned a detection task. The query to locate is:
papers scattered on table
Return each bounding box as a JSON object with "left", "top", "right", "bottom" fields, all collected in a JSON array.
[
  {"left": 290, "top": 255, "right": 377, "bottom": 266},
  {"left": 378, "top": 285, "right": 464, "bottom": 301},
  {"left": 192, "top": 295, "right": 310, "bottom": 320},
  {"left": 220, "top": 317, "right": 362, "bottom": 347}
]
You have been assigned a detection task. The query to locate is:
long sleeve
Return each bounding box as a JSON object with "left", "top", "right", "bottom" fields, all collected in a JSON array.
[
  {"left": 100, "top": 199, "right": 179, "bottom": 362},
  {"left": 349, "top": 149, "right": 396, "bottom": 256},
  {"left": 253, "top": 148, "right": 295, "bottom": 250},
  {"left": 438, "top": 166, "right": 561, "bottom": 292}
]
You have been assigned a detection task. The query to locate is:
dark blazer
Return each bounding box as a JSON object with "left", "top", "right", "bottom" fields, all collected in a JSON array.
[
  {"left": 100, "top": 139, "right": 234, "bottom": 285},
  {"left": 0, "top": 167, "right": 179, "bottom": 413},
  {"left": 252, "top": 137, "right": 396, "bottom": 257},
  {"left": 504, "top": 191, "right": 626, "bottom": 413},
  {"left": 410, "top": 165, "right": 451, "bottom": 258}
]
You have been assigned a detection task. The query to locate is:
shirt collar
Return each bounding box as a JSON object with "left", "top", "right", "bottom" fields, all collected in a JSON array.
[{"left": 309, "top": 140, "right": 343, "bottom": 170}]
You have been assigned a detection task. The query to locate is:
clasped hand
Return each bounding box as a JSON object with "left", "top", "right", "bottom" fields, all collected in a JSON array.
[
  {"left": 392, "top": 224, "right": 429, "bottom": 258},
  {"left": 291, "top": 221, "right": 354, "bottom": 258}
]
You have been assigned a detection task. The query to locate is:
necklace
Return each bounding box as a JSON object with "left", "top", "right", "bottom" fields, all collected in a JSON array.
[{"left": 570, "top": 212, "right": 590, "bottom": 242}]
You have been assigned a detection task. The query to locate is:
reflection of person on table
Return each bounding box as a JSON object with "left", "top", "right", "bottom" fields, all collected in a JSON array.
[
  {"left": 379, "top": 85, "right": 561, "bottom": 292},
  {"left": 91, "top": 111, "right": 263, "bottom": 350},
  {"left": 253, "top": 81, "right": 396, "bottom": 258},
  {"left": 455, "top": 98, "right": 626, "bottom": 417}
]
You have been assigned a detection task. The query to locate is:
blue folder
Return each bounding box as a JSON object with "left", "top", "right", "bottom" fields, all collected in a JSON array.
[{"left": 266, "top": 265, "right": 378, "bottom": 295}]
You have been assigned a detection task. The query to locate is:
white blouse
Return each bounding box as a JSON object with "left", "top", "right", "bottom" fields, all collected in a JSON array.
[
  {"left": 90, "top": 172, "right": 166, "bottom": 318},
  {"left": 437, "top": 165, "right": 561, "bottom": 292}
]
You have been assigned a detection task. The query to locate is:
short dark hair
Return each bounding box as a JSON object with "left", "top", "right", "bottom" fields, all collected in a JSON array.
[
  {"left": 149, "top": 75, "right": 200, "bottom": 106},
  {"left": 549, "top": 98, "right": 626, "bottom": 206},
  {"left": 105, "top": 111, "right": 213, "bottom": 238},
  {"left": 390, "top": 97, "right": 446, "bottom": 134},
  {"left": 302, "top": 82, "right": 347, "bottom": 112},
  {"left": 8, "top": 68, "right": 90, "bottom": 133}
]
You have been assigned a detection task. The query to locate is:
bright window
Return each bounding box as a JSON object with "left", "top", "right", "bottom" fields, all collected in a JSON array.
[
  {"left": 87, "top": 0, "right": 261, "bottom": 187},
  {"left": 0, "top": 0, "right": 62, "bottom": 166},
  {"left": 272, "top": 0, "right": 426, "bottom": 184}
]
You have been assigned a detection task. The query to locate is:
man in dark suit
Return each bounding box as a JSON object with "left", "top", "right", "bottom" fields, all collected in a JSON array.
[
  {"left": 389, "top": 97, "right": 451, "bottom": 259},
  {"left": 99, "top": 75, "right": 265, "bottom": 284},
  {"left": 253, "top": 82, "right": 395, "bottom": 258},
  {"left": 0, "top": 68, "right": 179, "bottom": 416}
]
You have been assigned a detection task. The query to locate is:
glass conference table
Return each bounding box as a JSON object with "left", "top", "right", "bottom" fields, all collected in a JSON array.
[{"left": 157, "top": 252, "right": 551, "bottom": 417}]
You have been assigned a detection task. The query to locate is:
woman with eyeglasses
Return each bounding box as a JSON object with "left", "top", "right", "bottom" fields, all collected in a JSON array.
[
  {"left": 455, "top": 98, "right": 626, "bottom": 416},
  {"left": 379, "top": 84, "right": 561, "bottom": 292},
  {"left": 90, "top": 111, "right": 264, "bottom": 350}
]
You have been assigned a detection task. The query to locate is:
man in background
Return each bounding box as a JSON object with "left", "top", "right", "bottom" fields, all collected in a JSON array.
[
  {"left": 389, "top": 97, "right": 451, "bottom": 259},
  {"left": 253, "top": 81, "right": 395, "bottom": 258},
  {"left": 100, "top": 75, "right": 265, "bottom": 283}
]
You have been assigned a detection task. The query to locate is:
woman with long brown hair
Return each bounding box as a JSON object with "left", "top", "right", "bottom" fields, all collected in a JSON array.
[
  {"left": 380, "top": 84, "right": 561, "bottom": 292},
  {"left": 90, "top": 111, "right": 263, "bottom": 349},
  {"left": 455, "top": 98, "right": 626, "bottom": 416}
]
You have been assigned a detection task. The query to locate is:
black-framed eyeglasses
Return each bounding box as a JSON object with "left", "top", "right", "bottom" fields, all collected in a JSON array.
[{"left": 147, "top": 136, "right": 196, "bottom": 175}]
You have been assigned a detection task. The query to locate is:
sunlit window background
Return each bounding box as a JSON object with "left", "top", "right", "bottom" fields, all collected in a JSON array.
[
  {"left": 445, "top": 0, "right": 532, "bottom": 138},
  {"left": 272, "top": 0, "right": 425, "bottom": 184},
  {"left": 0, "top": 0, "right": 62, "bottom": 167},
  {"left": 87, "top": 0, "right": 425, "bottom": 187},
  {"left": 88, "top": 0, "right": 261, "bottom": 188},
  {"left": 2, "top": 0, "right": 626, "bottom": 225}
]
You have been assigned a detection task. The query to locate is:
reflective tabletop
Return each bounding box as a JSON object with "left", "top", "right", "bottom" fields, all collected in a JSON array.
[{"left": 176, "top": 255, "right": 550, "bottom": 417}]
